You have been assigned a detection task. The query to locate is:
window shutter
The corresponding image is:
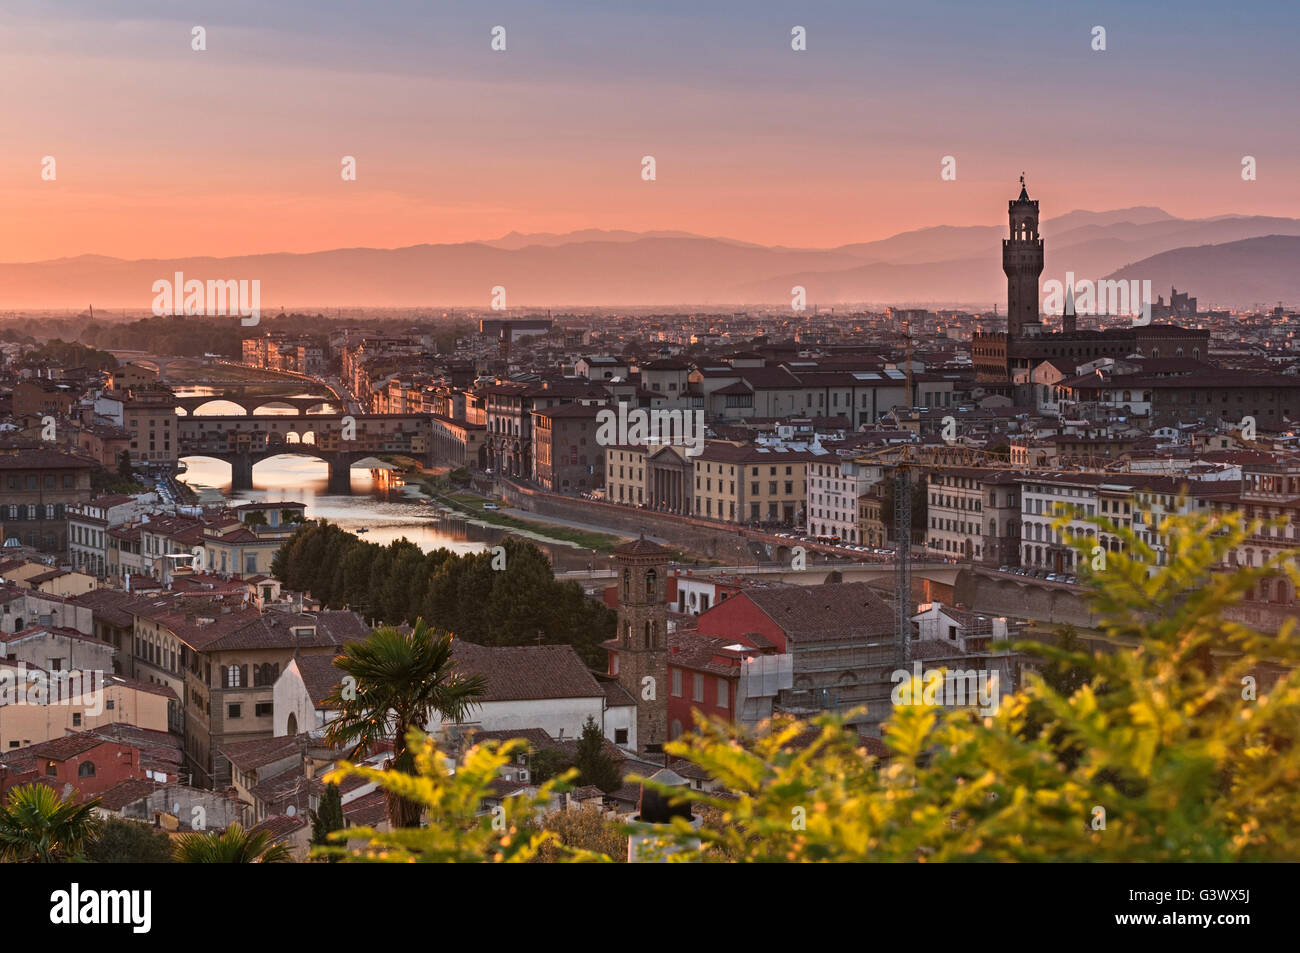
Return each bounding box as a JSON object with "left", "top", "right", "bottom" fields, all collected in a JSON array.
[
  {"left": 240, "top": 665, "right": 249, "bottom": 687},
  {"left": 220, "top": 665, "right": 229, "bottom": 687}
]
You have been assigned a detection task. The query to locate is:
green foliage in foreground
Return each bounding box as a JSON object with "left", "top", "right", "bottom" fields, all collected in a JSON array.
[
  {"left": 173, "top": 824, "right": 294, "bottom": 863},
  {"left": 0, "top": 784, "right": 101, "bottom": 863},
  {"left": 318, "top": 735, "right": 603, "bottom": 863},
  {"left": 323, "top": 508, "right": 1300, "bottom": 862}
]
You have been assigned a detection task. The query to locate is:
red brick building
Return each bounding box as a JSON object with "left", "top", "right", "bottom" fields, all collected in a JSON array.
[
  {"left": 665, "top": 629, "right": 773, "bottom": 740},
  {"left": 692, "top": 582, "right": 896, "bottom": 721},
  {"left": 0, "top": 723, "right": 183, "bottom": 800}
]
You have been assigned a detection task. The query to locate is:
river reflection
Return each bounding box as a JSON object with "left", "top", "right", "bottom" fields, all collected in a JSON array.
[{"left": 177, "top": 454, "right": 604, "bottom": 571}]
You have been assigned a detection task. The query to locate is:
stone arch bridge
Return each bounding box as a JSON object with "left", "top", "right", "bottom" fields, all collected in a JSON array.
[{"left": 176, "top": 413, "right": 431, "bottom": 493}]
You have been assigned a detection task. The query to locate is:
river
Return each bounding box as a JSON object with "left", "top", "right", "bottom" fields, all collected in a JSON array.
[{"left": 174, "top": 398, "right": 608, "bottom": 571}]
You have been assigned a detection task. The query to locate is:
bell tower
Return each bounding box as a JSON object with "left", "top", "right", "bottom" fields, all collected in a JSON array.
[
  {"left": 1004, "top": 174, "right": 1044, "bottom": 340},
  {"left": 612, "top": 536, "right": 669, "bottom": 753}
]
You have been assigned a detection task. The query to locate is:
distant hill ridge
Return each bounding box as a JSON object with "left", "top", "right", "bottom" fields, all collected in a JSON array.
[{"left": 3, "top": 209, "right": 1296, "bottom": 309}]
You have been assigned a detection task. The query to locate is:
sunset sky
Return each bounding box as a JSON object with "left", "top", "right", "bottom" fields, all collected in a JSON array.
[{"left": 2, "top": 0, "right": 1297, "bottom": 262}]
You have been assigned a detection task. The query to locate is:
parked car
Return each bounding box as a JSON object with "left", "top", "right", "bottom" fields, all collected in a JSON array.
[{"left": 483, "top": 503, "right": 500, "bottom": 510}]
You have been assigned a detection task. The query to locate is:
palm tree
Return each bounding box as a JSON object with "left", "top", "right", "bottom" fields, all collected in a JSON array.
[
  {"left": 173, "top": 824, "right": 294, "bottom": 863},
  {"left": 0, "top": 783, "right": 102, "bottom": 862},
  {"left": 324, "top": 619, "right": 487, "bottom": 827}
]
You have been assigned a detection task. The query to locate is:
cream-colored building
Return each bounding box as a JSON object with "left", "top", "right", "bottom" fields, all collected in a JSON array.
[
  {"left": 0, "top": 665, "right": 172, "bottom": 750},
  {"left": 605, "top": 445, "right": 647, "bottom": 507},
  {"left": 692, "top": 442, "right": 813, "bottom": 526}
]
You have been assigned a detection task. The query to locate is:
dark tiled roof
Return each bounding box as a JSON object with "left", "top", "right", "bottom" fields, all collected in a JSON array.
[
  {"left": 741, "top": 582, "right": 896, "bottom": 643},
  {"left": 219, "top": 734, "right": 306, "bottom": 773},
  {"left": 249, "top": 813, "right": 307, "bottom": 842},
  {"left": 250, "top": 767, "right": 323, "bottom": 811},
  {"left": 97, "top": 778, "right": 164, "bottom": 812},
  {"left": 343, "top": 790, "right": 387, "bottom": 827},
  {"left": 450, "top": 642, "right": 603, "bottom": 703},
  {"left": 461, "top": 727, "right": 561, "bottom": 751},
  {"left": 1, "top": 625, "right": 110, "bottom": 648},
  {"left": 292, "top": 653, "right": 345, "bottom": 707},
  {"left": 20, "top": 732, "right": 105, "bottom": 762},
  {"left": 663, "top": 629, "right": 760, "bottom": 677},
  {"left": 598, "top": 678, "right": 636, "bottom": 707},
  {"left": 0, "top": 448, "right": 97, "bottom": 470},
  {"left": 85, "top": 724, "right": 184, "bottom": 774},
  {"left": 71, "top": 588, "right": 137, "bottom": 628},
  {"left": 613, "top": 536, "right": 671, "bottom": 557}
]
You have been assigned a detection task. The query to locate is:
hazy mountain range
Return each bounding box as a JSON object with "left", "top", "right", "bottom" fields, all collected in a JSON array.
[{"left": 3, "top": 208, "right": 1298, "bottom": 310}]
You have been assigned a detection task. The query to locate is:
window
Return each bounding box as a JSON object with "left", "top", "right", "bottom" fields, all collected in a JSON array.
[
  {"left": 671, "top": 669, "right": 682, "bottom": 696},
  {"left": 46, "top": 761, "right": 58, "bottom": 777},
  {"left": 692, "top": 673, "right": 704, "bottom": 703},
  {"left": 716, "top": 677, "right": 728, "bottom": 709},
  {"left": 78, "top": 761, "right": 96, "bottom": 778},
  {"left": 72, "top": 713, "right": 82, "bottom": 727},
  {"left": 255, "top": 702, "right": 273, "bottom": 718},
  {"left": 228, "top": 704, "right": 242, "bottom": 719},
  {"left": 253, "top": 662, "right": 280, "bottom": 687}
]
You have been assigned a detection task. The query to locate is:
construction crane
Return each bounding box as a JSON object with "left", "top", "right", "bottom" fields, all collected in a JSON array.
[
  {"left": 864, "top": 438, "right": 1130, "bottom": 668},
  {"left": 893, "top": 457, "right": 912, "bottom": 666},
  {"left": 894, "top": 317, "right": 915, "bottom": 665}
]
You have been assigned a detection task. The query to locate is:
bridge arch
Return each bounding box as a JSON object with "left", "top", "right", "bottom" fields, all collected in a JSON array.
[
  {"left": 252, "top": 400, "right": 301, "bottom": 415},
  {"left": 188, "top": 398, "right": 248, "bottom": 416}
]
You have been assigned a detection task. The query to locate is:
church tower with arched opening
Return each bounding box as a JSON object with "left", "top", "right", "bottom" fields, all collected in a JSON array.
[
  {"left": 610, "top": 536, "right": 669, "bottom": 754},
  {"left": 1003, "top": 175, "right": 1044, "bottom": 340}
]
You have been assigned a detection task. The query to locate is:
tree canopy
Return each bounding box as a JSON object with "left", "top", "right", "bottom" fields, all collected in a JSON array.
[{"left": 273, "top": 524, "right": 616, "bottom": 666}]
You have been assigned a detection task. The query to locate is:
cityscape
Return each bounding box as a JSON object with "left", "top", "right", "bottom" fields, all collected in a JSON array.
[{"left": 0, "top": 0, "right": 1295, "bottom": 926}]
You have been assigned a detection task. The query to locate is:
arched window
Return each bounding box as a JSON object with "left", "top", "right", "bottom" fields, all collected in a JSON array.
[
  {"left": 286, "top": 712, "right": 298, "bottom": 736},
  {"left": 78, "top": 761, "right": 96, "bottom": 778},
  {"left": 622, "top": 568, "right": 630, "bottom": 597},
  {"left": 253, "top": 662, "right": 280, "bottom": 687},
  {"left": 644, "top": 620, "right": 655, "bottom": 649},
  {"left": 645, "top": 569, "right": 656, "bottom": 597}
]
